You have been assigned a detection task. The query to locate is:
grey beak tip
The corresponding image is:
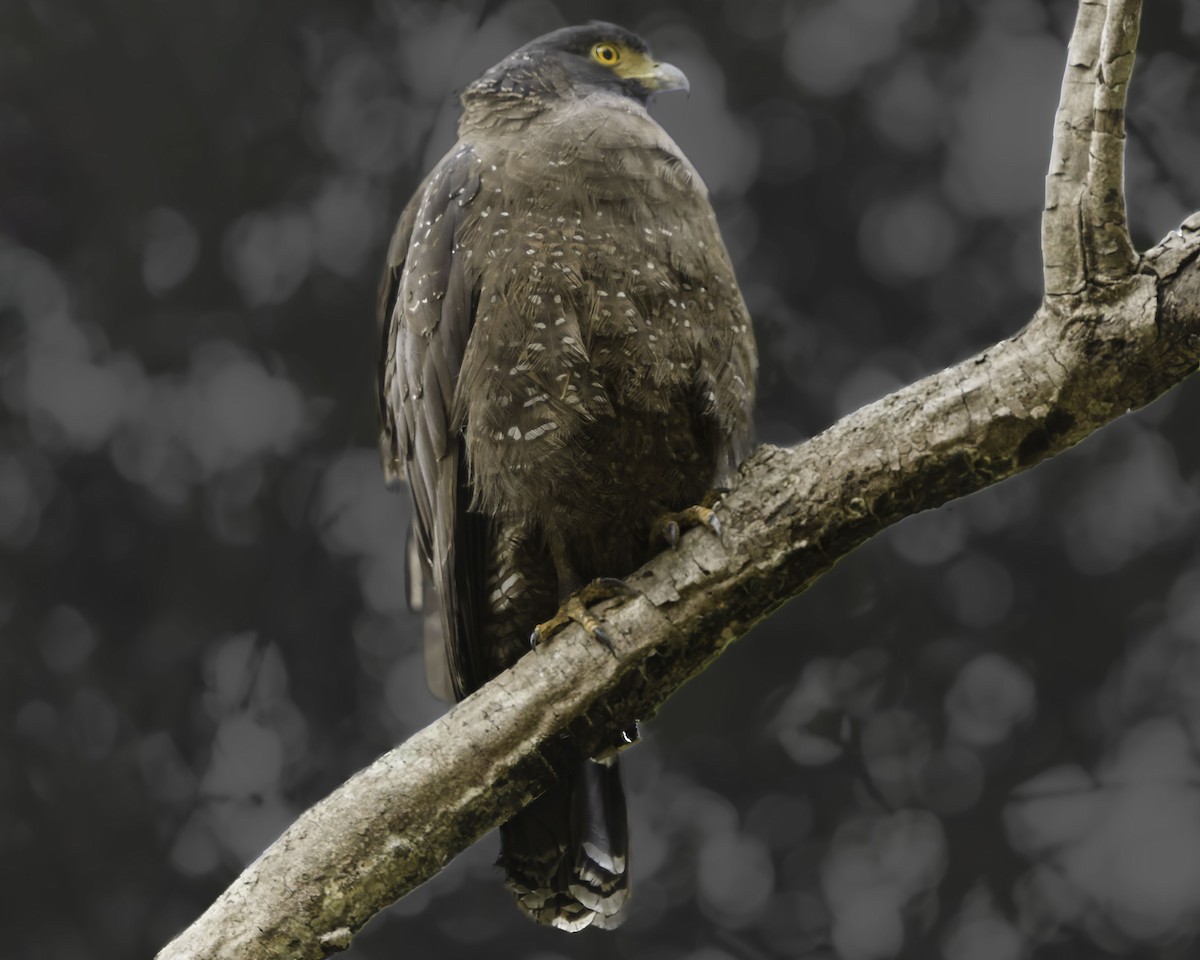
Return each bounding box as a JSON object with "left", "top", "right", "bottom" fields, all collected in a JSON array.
[{"left": 652, "top": 61, "right": 690, "bottom": 95}]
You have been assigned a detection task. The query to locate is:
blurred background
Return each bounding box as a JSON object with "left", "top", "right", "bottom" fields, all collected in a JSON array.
[{"left": 4, "top": 0, "right": 1200, "bottom": 957}]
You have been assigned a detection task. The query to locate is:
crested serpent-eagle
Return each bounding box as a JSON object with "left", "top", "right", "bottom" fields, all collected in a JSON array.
[{"left": 377, "top": 22, "right": 757, "bottom": 931}]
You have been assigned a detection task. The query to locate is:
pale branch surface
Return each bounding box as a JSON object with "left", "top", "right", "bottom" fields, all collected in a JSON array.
[
  {"left": 158, "top": 2, "right": 1200, "bottom": 958},
  {"left": 1043, "top": 0, "right": 1106, "bottom": 295},
  {"left": 1087, "top": 0, "right": 1140, "bottom": 278},
  {"left": 1043, "top": 0, "right": 1141, "bottom": 295}
]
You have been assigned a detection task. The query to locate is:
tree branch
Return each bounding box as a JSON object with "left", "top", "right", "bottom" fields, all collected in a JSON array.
[
  {"left": 1087, "top": 0, "right": 1140, "bottom": 278},
  {"left": 159, "top": 3, "right": 1200, "bottom": 957},
  {"left": 1044, "top": 0, "right": 1141, "bottom": 294}
]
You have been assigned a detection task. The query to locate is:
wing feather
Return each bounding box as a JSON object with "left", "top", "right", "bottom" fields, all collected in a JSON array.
[{"left": 377, "top": 143, "right": 485, "bottom": 700}]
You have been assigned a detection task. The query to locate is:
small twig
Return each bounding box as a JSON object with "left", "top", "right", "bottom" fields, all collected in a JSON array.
[
  {"left": 1042, "top": 0, "right": 1141, "bottom": 294},
  {"left": 1086, "top": 0, "right": 1141, "bottom": 279},
  {"left": 1043, "top": 0, "right": 1108, "bottom": 295}
]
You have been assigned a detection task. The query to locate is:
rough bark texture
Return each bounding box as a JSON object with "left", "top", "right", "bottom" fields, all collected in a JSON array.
[{"left": 158, "top": 1, "right": 1200, "bottom": 957}]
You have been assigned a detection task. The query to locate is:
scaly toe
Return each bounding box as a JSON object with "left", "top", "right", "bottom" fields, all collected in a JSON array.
[
  {"left": 530, "top": 593, "right": 620, "bottom": 657},
  {"left": 652, "top": 504, "right": 723, "bottom": 549}
]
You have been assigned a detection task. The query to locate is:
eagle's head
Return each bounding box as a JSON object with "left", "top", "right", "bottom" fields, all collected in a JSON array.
[{"left": 465, "top": 22, "right": 689, "bottom": 107}]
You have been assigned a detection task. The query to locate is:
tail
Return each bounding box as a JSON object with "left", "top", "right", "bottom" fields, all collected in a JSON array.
[{"left": 499, "top": 756, "right": 630, "bottom": 931}]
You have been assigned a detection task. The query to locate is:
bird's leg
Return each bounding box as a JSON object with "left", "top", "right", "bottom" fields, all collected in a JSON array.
[
  {"left": 529, "top": 583, "right": 625, "bottom": 652},
  {"left": 651, "top": 494, "right": 723, "bottom": 549},
  {"left": 529, "top": 535, "right": 642, "bottom": 755},
  {"left": 529, "top": 536, "right": 632, "bottom": 654}
]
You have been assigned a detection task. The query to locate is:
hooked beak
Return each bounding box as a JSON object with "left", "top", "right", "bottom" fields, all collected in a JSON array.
[{"left": 638, "top": 60, "right": 690, "bottom": 95}]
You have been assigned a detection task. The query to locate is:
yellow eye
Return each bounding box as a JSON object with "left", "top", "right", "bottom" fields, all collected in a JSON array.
[{"left": 591, "top": 42, "right": 621, "bottom": 66}]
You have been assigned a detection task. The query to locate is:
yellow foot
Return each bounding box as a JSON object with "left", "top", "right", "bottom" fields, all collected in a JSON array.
[
  {"left": 651, "top": 504, "right": 723, "bottom": 549},
  {"left": 529, "top": 578, "right": 632, "bottom": 654}
]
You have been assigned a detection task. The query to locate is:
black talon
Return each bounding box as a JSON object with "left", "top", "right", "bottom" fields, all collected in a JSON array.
[
  {"left": 528, "top": 576, "right": 632, "bottom": 654},
  {"left": 593, "top": 625, "right": 616, "bottom": 655},
  {"left": 652, "top": 502, "right": 724, "bottom": 550}
]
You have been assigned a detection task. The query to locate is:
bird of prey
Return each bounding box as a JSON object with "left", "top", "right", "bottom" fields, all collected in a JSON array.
[{"left": 377, "top": 22, "right": 756, "bottom": 931}]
